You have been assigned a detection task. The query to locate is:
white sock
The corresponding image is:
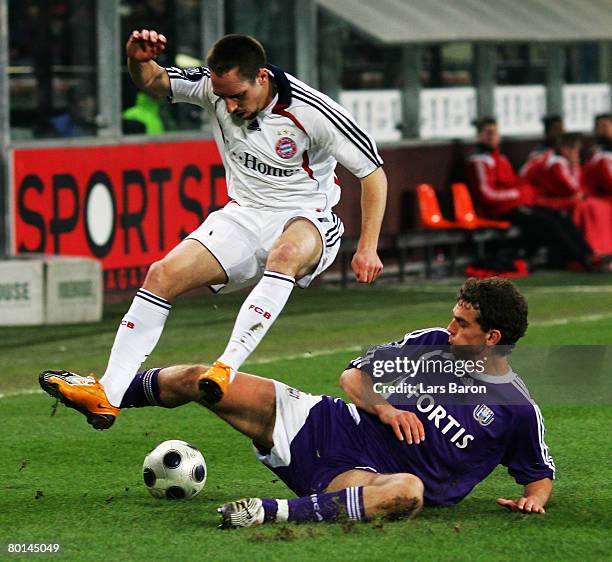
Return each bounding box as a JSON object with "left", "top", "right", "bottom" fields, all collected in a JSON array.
[
  {"left": 218, "top": 271, "right": 295, "bottom": 373},
  {"left": 100, "top": 288, "right": 171, "bottom": 407}
]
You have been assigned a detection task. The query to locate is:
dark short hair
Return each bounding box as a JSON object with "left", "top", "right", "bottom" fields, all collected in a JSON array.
[
  {"left": 457, "top": 277, "right": 528, "bottom": 349},
  {"left": 542, "top": 114, "right": 563, "bottom": 135},
  {"left": 595, "top": 112, "right": 612, "bottom": 124},
  {"left": 559, "top": 132, "right": 582, "bottom": 149},
  {"left": 473, "top": 117, "right": 497, "bottom": 133},
  {"left": 206, "top": 34, "right": 266, "bottom": 82}
]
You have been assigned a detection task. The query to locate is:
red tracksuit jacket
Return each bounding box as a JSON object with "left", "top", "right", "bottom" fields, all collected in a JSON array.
[
  {"left": 467, "top": 144, "right": 534, "bottom": 219},
  {"left": 584, "top": 142, "right": 612, "bottom": 198},
  {"left": 521, "top": 150, "right": 582, "bottom": 211}
]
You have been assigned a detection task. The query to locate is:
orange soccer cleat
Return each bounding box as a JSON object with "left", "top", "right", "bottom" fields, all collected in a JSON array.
[
  {"left": 198, "top": 361, "right": 234, "bottom": 405},
  {"left": 39, "top": 370, "right": 119, "bottom": 430}
]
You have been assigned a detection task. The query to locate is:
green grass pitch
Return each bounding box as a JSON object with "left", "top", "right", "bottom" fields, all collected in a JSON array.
[{"left": 1, "top": 272, "right": 611, "bottom": 561}]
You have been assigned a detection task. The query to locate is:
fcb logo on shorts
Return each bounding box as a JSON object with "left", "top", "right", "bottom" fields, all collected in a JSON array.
[
  {"left": 473, "top": 404, "right": 495, "bottom": 426},
  {"left": 275, "top": 137, "right": 297, "bottom": 159},
  {"left": 286, "top": 387, "right": 301, "bottom": 400}
]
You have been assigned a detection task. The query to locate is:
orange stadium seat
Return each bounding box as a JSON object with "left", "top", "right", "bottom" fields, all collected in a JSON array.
[
  {"left": 451, "top": 182, "right": 511, "bottom": 230},
  {"left": 416, "top": 183, "right": 460, "bottom": 229}
]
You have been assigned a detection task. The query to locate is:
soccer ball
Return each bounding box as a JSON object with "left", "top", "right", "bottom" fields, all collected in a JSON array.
[{"left": 142, "top": 440, "right": 207, "bottom": 500}]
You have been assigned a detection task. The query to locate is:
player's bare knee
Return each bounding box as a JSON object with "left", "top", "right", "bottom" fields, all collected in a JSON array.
[
  {"left": 267, "top": 242, "right": 301, "bottom": 274},
  {"left": 143, "top": 260, "right": 174, "bottom": 299},
  {"left": 405, "top": 474, "right": 424, "bottom": 499},
  {"left": 378, "top": 474, "right": 424, "bottom": 520}
]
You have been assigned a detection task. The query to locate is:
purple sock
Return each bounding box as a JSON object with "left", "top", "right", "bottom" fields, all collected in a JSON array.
[
  {"left": 120, "top": 368, "right": 166, "bottom": 408},
  {"left": 262, "top": 487, "right": 364, "bottom": 523}
]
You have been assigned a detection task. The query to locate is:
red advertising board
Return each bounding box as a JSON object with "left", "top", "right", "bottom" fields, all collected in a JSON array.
[{"left": 12, "top": 140, "right": 229, "bottom": 290}]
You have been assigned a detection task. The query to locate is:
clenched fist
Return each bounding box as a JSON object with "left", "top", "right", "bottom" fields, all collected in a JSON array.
[{"left": 126, "top": 29, "right": 167, "bottom": 62}]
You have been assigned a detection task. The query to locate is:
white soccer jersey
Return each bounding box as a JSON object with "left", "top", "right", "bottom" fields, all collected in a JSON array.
[{"left": 166, "top": 64, "right": 383, "bottom": 211}]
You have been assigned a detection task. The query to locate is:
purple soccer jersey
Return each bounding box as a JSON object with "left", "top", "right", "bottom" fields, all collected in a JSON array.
[
  {"left": 346, "top": 328, "right": 556, "bottom": 505},
  {"left": 261, "top": 328, "right": 555, "bottom": 507}
]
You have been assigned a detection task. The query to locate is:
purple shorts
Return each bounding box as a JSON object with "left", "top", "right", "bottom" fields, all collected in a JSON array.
[{"left": 255, "top": 381, "right": 381, "bottom": 496}]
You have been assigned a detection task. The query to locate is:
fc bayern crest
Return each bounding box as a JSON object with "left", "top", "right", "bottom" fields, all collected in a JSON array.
[
  {"left": 275, "top": 137, "right": 297, "bottom": 159},
  {"left": 473, "top": 404, "right": 495, "bottom": 426}
]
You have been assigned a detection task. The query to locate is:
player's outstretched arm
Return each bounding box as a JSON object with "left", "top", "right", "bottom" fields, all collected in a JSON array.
[
  {"left": 496, "top": 477, "right": 552, "bottom": 514},
  {"left": 340, "top": 368, "right": 424, "bottom": 444},
  {"left": 126, "top": 29, "right": 171, "bottom": 98},
  {"left": 352, "top": 167, "right": 387, "bottom": 284}
]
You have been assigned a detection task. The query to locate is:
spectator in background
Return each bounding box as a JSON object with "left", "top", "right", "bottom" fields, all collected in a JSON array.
[
  {"left": 122, "top": 91, "right": 173, "bottom": 134},
  {"left": 522, "top": 133, "right": 583, "bottom": 212},
  {"left": 467, "top": 117, "right": 598, "bottom": 271},
  {"left": 467, "top": 117, "right": 535, "bottom": 220},
  {"left": 541, "top": 115, "right": 564, "bottom": 152},
  {"left": 523, "top": 132, "right": 612, "bottom": 256},
  {"left": 45, "top": 84, "right": 98, "bottom": 138},
  {"left": 520, "top": 115, "right": 564, "bottom": 178},
  {"left": 121, "top": 0, "right": 202, "bottom": 132},
  {"left": 584, "top": 113, "right": 612, "bottom": 198}
]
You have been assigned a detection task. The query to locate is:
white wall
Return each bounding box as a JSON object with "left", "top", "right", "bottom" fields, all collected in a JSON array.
[{"left": 340, "top": 84, "right": 611, "bottom": 142}]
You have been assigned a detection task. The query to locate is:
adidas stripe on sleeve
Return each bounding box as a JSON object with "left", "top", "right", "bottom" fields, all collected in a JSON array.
[
  {"left": 288, "top": 77, "right": 383, "bottom": 179},
  {"left": 166, "top": 66, "right": 212, "bottom": 109},
  {"left": 503, "top": 403, "right": 556, "bottom": 484}
]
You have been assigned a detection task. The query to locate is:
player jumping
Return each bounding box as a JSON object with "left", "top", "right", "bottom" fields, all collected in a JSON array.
[
  {"left": 45, "top": 278, "right": 554, "bottom": 525},
  {"left": 39, "top": 30, "right": 387, "bottom": 429}
]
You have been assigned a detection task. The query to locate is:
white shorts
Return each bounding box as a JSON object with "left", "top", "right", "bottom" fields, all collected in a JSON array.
[
  {"left": 253, "top": 381, "right": 367, "bottom": 498},
  {"left": 186, "top": 202, "right": 344, "bottom": 293},
  {"left": 255, "top": 380, "right": 323, "bottom": 469}
]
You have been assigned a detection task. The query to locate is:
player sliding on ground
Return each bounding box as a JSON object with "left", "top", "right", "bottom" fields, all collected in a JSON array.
[
  {"left": 39, "top": 29, "right": 386, "bottom": 429},
  {"left": 42, "top": 278, "right": 554, "bottom": 525}
]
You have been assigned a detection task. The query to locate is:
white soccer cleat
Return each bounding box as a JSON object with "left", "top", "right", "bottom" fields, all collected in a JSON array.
[{"left": 218, "top": 498, "right": 265, "bottom": 529}]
